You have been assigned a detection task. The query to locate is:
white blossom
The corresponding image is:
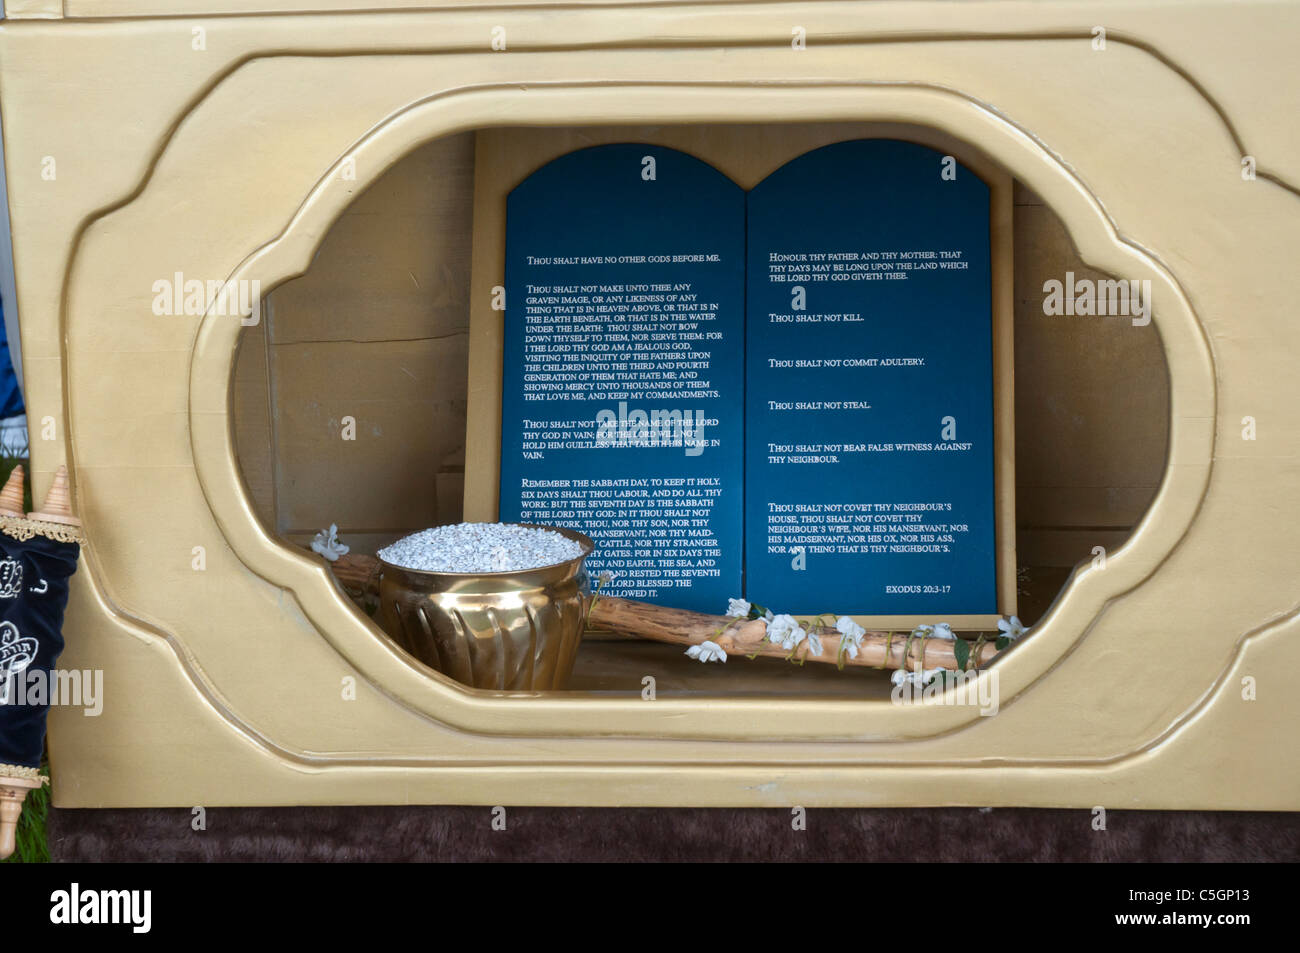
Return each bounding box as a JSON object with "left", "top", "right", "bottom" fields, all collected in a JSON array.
[
  {"left": 805, "top": 628, "right": 824, "bottom": 657},
  {"left": 910, "top": 622, "right": 955, "bottom": 640},
  {"left": 685, "top": 640, "right": 727, "bottom": 663},
  {"left": 310, "top": 524, "right": 349, "bottom": 562},
  {"left": 725, "top": 598, "right": 752, "bottom": 618},
  {"left": 766, "top": 614, "right": 806, "bottom": 650},
  {"left": 998, "top": 615, "right": 1028, "bottom": 641},
  {"left": 836, "top": 616, "right": 866, "bottom": 659},
  {"left": 891, "top": 667, "right": 944, "bottom": 687}
]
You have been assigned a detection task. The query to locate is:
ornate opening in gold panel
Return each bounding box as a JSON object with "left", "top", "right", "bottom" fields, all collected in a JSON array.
[
  {"left": 229, "top": 120, "right": 1171, "bottom": 699},
  {"left": 191, "top": 83, "right": 1210, "bottom": 741}
]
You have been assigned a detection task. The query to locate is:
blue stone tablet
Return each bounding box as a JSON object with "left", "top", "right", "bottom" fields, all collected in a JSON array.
[{"left": 745, "top": 139, "right": 997, "bottom": 615}]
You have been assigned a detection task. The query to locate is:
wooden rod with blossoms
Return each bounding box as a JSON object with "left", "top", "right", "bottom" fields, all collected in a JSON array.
[
  {"left": 586, "top": 591, "right": 1026, "bottom": 676},
  {"left": 328, "top": 554, "right": 1029, "bottom": 679}
]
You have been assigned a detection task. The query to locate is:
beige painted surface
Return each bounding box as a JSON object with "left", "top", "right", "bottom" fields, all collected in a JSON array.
[{"left": 0, "top": 1, "right": 1292, "bottom": 809}]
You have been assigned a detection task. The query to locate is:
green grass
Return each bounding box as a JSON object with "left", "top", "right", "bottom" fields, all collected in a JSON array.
[{"left": 0, "top": 446, "right": 45, "bottom": 862}]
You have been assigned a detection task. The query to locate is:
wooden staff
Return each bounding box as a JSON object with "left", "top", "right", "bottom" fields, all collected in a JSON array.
[
  {"left": 332, "top": 551, "right": 382, "bottom": 596},
  {"left": 587, "top": 595, "right": 997, "bottom": 671},
  {"left": 330, "top": 553, "right": 998, "bottom": 672}
]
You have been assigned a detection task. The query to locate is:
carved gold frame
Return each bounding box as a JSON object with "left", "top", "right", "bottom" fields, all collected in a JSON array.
[
  {"left": 4, "top": 3, "right": 1290, "bottom": 808},
  {"left": 189, "top": 83, "right": 1211, "bottom": 739}
]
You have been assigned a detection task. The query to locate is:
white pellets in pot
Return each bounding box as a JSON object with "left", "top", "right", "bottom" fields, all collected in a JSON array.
[{"left": 377, "top": 522, "right": 587, "bottom": 574}]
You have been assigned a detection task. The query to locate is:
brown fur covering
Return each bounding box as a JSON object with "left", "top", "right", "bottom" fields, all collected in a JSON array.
[{"left": 47, "top": 806, "right": 1299, "bottom": 862}]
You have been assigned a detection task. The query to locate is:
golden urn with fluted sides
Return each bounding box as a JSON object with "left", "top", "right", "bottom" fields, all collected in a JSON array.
[{"left": 376, "top": 525, "right": 595, "bottom": 691}]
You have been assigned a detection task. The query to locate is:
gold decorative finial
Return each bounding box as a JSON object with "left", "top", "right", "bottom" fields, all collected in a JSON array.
[
  {"left": 0, "top": 465, "right": 24, "bottom": 518},
  {"left": 27, "top": 465, "right": 80, "bottom": 527},
  {"left": 0, "top": 776, "right": 41, "bottom": 860}
]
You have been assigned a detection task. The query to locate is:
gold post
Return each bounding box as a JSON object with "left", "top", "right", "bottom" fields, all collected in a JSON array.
[
  {"left": 28, "top": 464, "right": 80, "bottom": 527},
  {"left": 0, "top": 776, "right": 41, "bottom": 860},
  {"left": 0, "top": 464, "right": 24, "bottom": 518}
]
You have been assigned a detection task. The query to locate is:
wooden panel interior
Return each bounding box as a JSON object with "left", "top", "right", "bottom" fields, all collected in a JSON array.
[
  {"left": 1011, "top": 182, "right": 1170, "bottom": 570},
  {"left": 233, "top": 131, "right": 474, "bottom": 555}
]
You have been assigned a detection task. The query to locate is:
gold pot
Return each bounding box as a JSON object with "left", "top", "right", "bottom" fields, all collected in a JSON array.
[{"left": 376, "top": 525, "right": 594, "bottom": 691}]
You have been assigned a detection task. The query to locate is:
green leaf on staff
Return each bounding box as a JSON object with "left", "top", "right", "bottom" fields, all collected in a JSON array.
[{"left": 953, "top": 638, "right": 970, "bottom": 671}]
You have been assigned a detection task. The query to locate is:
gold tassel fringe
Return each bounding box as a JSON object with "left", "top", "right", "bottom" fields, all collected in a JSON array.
[
  {"left": 0, "top": 514, "right": 83, "bottom": 544},
  {"left": 0, "top": 764, "right": 49, "bottom": 784}
]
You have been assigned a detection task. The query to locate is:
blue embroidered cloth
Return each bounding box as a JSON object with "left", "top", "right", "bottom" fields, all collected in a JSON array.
[{"left": 0, "top": 529, "right": 79, "bottom": 769}]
